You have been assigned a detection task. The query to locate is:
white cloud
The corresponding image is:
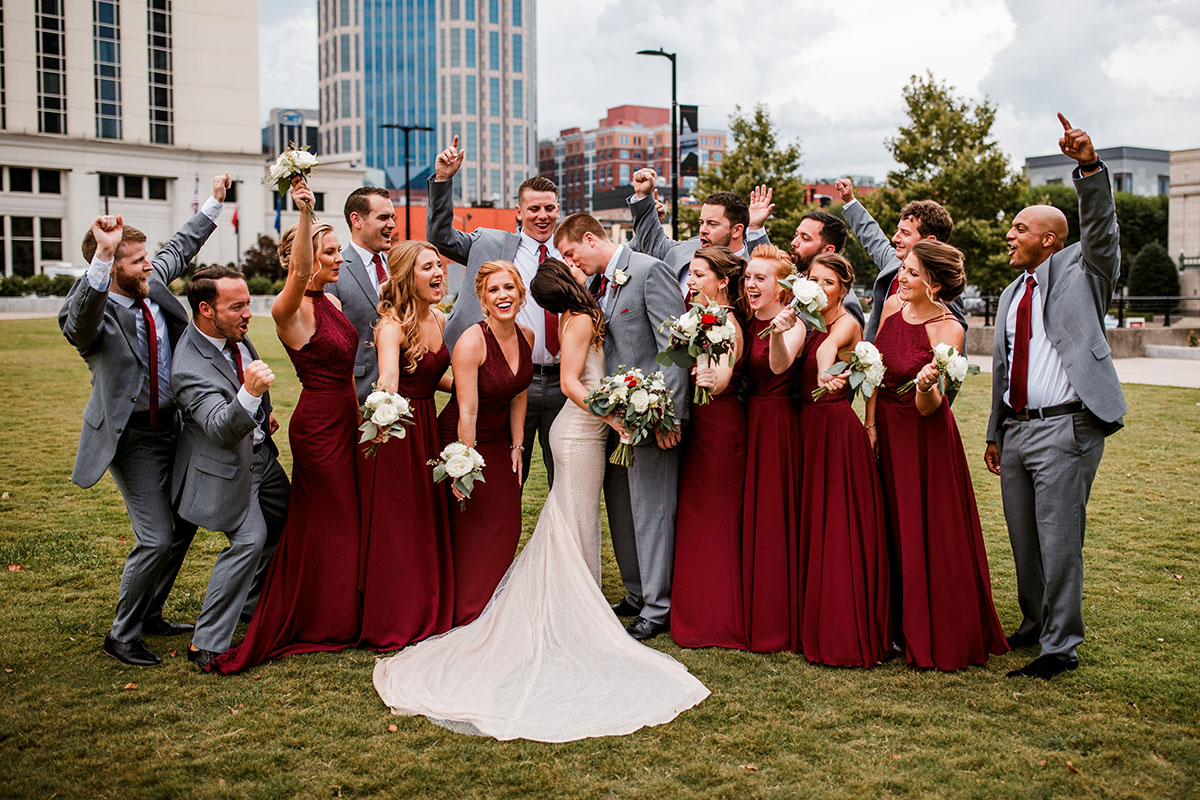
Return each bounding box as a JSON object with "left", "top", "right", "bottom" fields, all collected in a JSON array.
[
  {"left": 1104, "top": 16, "right": 1200, "bottom": 98},
  {"left": 258, "top": 2, "right": 319, "bottom": 124}
]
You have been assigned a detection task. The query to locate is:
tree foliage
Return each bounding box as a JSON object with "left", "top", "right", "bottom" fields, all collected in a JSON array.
[
  {"left": 1128, "top": 242, "right": 1180, "bottom": 312},
  {"left": 243, "top": 234, "right": 283, "bottom": 281}
]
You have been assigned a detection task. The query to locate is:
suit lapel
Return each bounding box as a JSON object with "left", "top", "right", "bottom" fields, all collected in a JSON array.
[
  {"left": 149, "top": 281, "right": 189, "bottom": 346},
  {"left": 343, "top": 246, "right": 379, "bottom": 305},
  {"left": 112, "top": 301, "right": 145, "bottom": 367},
  {"left": 604, "top": 248, "right": 631, "bottom": 322},
  {"left": 502, "top": 233, "right": 520, "bottom": 263},
  {"left": 190, "top": 326, "right": 241, "bottom": 391}
]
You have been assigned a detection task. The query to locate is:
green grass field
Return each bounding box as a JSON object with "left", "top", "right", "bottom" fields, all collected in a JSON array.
[{"left": 1, "top": 316, "right": 1198, "bottom": 799}]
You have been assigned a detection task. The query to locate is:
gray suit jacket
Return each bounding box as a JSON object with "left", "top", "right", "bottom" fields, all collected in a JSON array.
[
  {"left": 170, "top": 326, "right": 276, "bottom": 532},
  {"left": 59, "top": 211, "right": 217, "bottom": 488},
  {"left": 842, "top": 200, "right": 966, "bottom": 342},
  {"left": 325, "top": 244, "right": 381, "bottom": 402},
  {"left": 601, "top": 247, "right": 690, "bottom": 425},
  {"left": 986, "top": 166, "right": 1125, "bottom": 444},
  {"left": 425, "top": 176, "right": 521, "bottom": 350},
  {"left": 627, "top": 193, "right": 769, "bottom": 284}
]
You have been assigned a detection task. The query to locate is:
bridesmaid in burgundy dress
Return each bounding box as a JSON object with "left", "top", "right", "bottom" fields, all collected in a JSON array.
[
  {"left": 740, "top": 244, "right": 807, "bottom": 653},
  {"left": 672, "top": 247, "right": 748, "bottom": 649},
  {"left": 794, "top": 253, "right": 890, "bottom": 668},
  {"left": 437, "top": 261, "right": 534, "bottom": 626},
  {"left": 212, "top": 182, "right": 359, "bottom": 673},
  {"left": 358, "top": 241, "right": 455, "bottom": 651},
  {"left": 866, "top": 240, "right": 1008, "bottom": 670}
]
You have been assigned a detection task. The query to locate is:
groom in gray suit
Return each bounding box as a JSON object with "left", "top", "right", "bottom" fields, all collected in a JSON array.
[
  {"left": 985, "top": 115, "right": 1126, "bottom": 680},
  {"left": 555, "top": 213, "right": 688, "bottom": 640},
  {"left": 170, "top": 266, "right": 289, "bottom": 671},
  {"left": 325, "top": 187, "right": 395, "bottom": 403},
  {"left": 60, "top": 175, "right": 229, "bottom": 666}
]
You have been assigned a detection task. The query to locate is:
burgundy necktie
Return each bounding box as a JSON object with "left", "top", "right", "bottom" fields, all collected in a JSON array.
[
  {"left": 592, "top": 275, "right": 609, "bottom": 301},
  {"left": 138, "top": 300, "right": 159, "bottom": 431},
  {"left": 372, "top": 252, "right": 387, "bottom": 288},
  {"left": 539, "top": 244, "right": 559, "bottom": 356},
  {"left": 1009, "top": 274, "right": 1037, "bottom": 413},
  {"left": 225, "top": 340, "right": 245, "bottom": 385}
]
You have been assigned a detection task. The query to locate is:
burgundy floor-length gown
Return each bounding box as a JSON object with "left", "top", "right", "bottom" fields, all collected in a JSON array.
[
  {"left": 358, "top": 340, "right": 454, "bottom": 651},
  {"left": 672, "top": 349, "right": 748, "bottom": 650},
  {"left": 740, "top": 317, "right": 802, "bottom": 653},
  {"left": 873, "top": 311, "right": 1009, "bottom": 670},
  {"left": 437, "top": 321, "right": 532, "bottom": 626},
  {"left": 795, "top": 329, "right": 890, "bottom": 668},
  {"left": 212, "top": 290, "right": 360, "bottom": 674}
]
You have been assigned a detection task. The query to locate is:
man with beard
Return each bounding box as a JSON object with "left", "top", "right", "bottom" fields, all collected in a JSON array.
[
  {"left": 326, "top": 186, "right": 396, "bottom": 403},
  {"left": 789, "top": 210, "right": 865, "bottom": 327},
  {"left": 171, "top": 266, "right": 289, "bottom": 671},
  {"left": 60, "top": 175, "right": 229, "bottom": 667},
  {"left": 627, "top": 167, "right": 772, "bottom": 295},
  {"left": 426, "top": 135, "right": 568, "bottom": 488}
]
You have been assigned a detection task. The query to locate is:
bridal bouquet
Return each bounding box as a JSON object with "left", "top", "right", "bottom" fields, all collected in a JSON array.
[
  {"left": 428, "top": 442, "right": 486, "bottom": 510},
  {"left": 655, "top": 299, "right": 739, "bottom": 405},
  {"left": 359, "top": 385, "right": 415, "bottom": 457},
  {"left": 812, "top": 341, "right": 886, "bottom": 400},
  {"left": 896, "top": 342, "right": 979, "bottom": 395},
  {"left": 758, "top": 273, "right": 828, "bottom": 338},
  {"left": 265, "top": 142, "right": 320, "bottom": 221},
  {"left": 585, "top": 367, "right": 678, "bottom": 467}
]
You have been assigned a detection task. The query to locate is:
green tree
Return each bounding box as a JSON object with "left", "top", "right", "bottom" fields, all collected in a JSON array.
[
  {"left": 1127, "top": 242, "right": 1180, "bottom": 312},
  {"left": 857, "top": 72, "right": 1027, "bottom": 296},
  {"left": 681, "top": 104, "right": 810, "bottom": 246},
  {"left": 242, "top": 234, "right": 283, "bottom": 281},
  {"left": 1113, "top": 193, "right": 1169, "bottom": 288}
]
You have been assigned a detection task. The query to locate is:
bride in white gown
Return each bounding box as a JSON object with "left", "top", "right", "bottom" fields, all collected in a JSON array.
[{"left": 373, "top": 259, "right": 709, "bottom": 742}]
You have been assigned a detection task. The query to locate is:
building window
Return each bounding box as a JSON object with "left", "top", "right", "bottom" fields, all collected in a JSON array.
[
  {"left": 340, "top": 79, "right": 351, "bottom": 118},
  {"left": 513, "top": 125, "right": 523, "bottom": 163},
  {"left": 465, "top": 29, "right": 476, "bottom": 68},
  {"left": 488, "top": 0, "right": 498, "bottom": 24},
  {"left": 123, "top": 175, "right": 143, "bottom": 198},
  {"left": 451, "top": 75, "right": 462, "bottom": 114},
  {"left": 40, "top": 218, "right": 62, "bottom": 261},
  {"left": 490, "top": 123, "right": 501, "bottom": 161},
  {"left": 148, "top": 177, "right": 168, "bottom": 200},
  {"left": 466, "top": 76, "right": 476, "bottom": 113},
  {"left": 490, "top": 169, "right": 500, "bottom": 199},
  {"left": 36, "top": 0, "right": 68, "bottom": 135},
  {"left": 11, "top": 217, "right": 34, "bottom": 277},
  {"left": 513, "top": 79, "right": 523, "bottom": 119},
  {"left": 340, "top": 33, "right": 351, "bottom": 72},
  {"left": 1114, "top": 172, "right": 1133, "bottom": 193},
  {"left": 450, "top": 0, "right": 459, "bottom": 19},
  {"left": 466, "top": 121, "right": 477, "bottom": 155},
  {"left": 512, "top": 34, "right": 522, "bottom": 73},
  {"left": 9, "top": 168, "right": 33, "bottom": 193},
  {"left": 342, "top": 125, "right": 352, "bottom": 152},
  {"left": 147, "top": 0, "right": 174, "bottom": 145},
  {"left": 450, "top": 28, "right": 461, "bottom": 66},
  {"left": 1158, "top": 175, "right": 1170, "bottom": 196},
  {"left": 0, "top": 4, "right": 7, "bottom": 130},
  {"left": 93, "top": 1, "right": 122, "bottom": 139},
  {"left": 465, "top": 0, "right": 475, "bottom": 21},
  {"left": 489, "top": 77, "right": 500, "bottom": 116},
  {"left": 489, "top": 31, "right": 499, "bottom": 70},
  {"left": 619, "top": 149, "right": 629, "bottom": 159},
  {"left": 620, "top": 165, "right": 630, "bottom": 184},
  {"left": 38, "top": 170, "right": 61, "bottom": 194},
  {"left": 513, "top": 0, "right": 522, "bottom": 26},
  {"left": 339, "top": 0, "right": 350, "bottom": 26}
]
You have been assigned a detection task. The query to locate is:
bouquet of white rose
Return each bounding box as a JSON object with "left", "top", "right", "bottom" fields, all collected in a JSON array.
[
  {"left": 758, "top": 273, "right": 828, "bottom": 338},
  {"left": 428, "top": 442, "right": 486, "bottom": 510},
  {"left": 655, "top": 299, "right": 739, "bottom": 405},
  {"left": 812, "top": 341, "right": 886, "bottom": 400},
  {"left": 896, "top": 342, "right": 979, "bottom": 395},
  {"left": 265, "top": 142, "right": 320, "bottom": 221},
  {"left": 358, "top": 384, "right": 415, "bottom": 457},
  {"left": 585, "top": 366, "right": 679, "bottom": 467}
]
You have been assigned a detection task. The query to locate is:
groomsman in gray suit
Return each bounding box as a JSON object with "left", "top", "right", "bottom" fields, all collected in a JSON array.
[
  {"left": 59, "top": 175, "right": 229, "bottom": 667},
  {"left": 985, "top": 115, "right": 1126, "bottom": 680},
  {"left": 627, "top": 167, "right": 771, "bottom": 294},
  {"left": 555, "top": 213, "right": 688, "bottom": 640},
  {"left": 788, "top": 210, "right": 865, "bottom": 328},
  {"left": 325, "top": 187, "right": 395, "bottom": 402},
  {"left": 426, "top": 135, "right": 568, "bottom": 487},
  {"left": 170, "top": 266, "right": 289, "bottom": 671},
  {"left": 834, "top": 179, "right": 965, "bottom": 341}
]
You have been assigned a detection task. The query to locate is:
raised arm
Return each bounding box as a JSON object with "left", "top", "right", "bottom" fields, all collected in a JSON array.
[
  {"left": 1060, "top": 114, "right": 1120, "bottom": 291},
  {"left": 425, "top": 136, "right": 478, "bottom": 265},
  {"left": 60, "top": 215, "right": 123, "bottom": 351},
  {"left": 153, "top": 173, "right": 227, "bottom": 285},
  {"left": 172, "top": 359, "right": 268, "bottom": 450},
  {"left": 272, "top": 180, "right": 316, "bottom": 336},
  {"left": 836, "top": 178, "right": 899, "bottom": 272},
  {"left": 628, "top": 169, "right": 675, "bottom": 261}
]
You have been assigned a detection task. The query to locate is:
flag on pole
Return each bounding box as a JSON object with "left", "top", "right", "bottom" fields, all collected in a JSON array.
[
  {"left": 190, "top": 176, "right": 200, "bottom": 214},
  {"left": 232, "top": 205, "right": 239, "bottom": 233},
  {"left": 273, "top": 196, "right": 281, "bottom": 234}
]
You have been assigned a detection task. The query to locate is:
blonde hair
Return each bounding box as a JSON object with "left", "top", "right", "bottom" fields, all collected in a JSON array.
[
  {"left": 377, "top": 240, "right": 442, "bottom": 374},
  {"left": 475, "top": 260, "right": 526, "bottom": 314},
  {"left": 743, "top": 243, "right": 796, "bottom": 317},
  {"left": 277, "top": 222, "right": 335, "bottom": 271}
]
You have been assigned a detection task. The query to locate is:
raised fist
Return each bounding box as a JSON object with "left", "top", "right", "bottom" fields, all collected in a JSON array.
[
  {"left": 631, "top": 168, "right": 657, "bottom": 199},
  {"left": 834, "top": 178, "right": 855, "bottom": 204},
  {"left": 212, "top": 173, "right": 231, "bottom": 202},
  {"left": 90, "top": 215, "right": 124, "bottom": 261},
  {"left": 243, "top": 359, "right": 275, "bottom": 397}
]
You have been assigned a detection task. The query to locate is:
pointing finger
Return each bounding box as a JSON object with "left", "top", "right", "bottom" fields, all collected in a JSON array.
[
  {"left": 1057, "top": 112, "right": 1071, "bottom": 131},
  {"left": 451, "top": 134, "right": 459, "bottom": 150}
]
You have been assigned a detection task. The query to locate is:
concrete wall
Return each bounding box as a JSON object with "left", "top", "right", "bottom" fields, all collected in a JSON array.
[{"left": 966, "top": 325, "right": 1194, "bottom": 360}]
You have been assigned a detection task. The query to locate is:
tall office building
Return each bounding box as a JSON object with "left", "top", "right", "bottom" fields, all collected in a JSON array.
[{"left": 317, "top": 0, "right": 536, "bottom": 205}]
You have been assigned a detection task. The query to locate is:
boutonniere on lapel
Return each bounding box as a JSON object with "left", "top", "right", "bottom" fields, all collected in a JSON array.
[{"left": 613, "top": 269, "right": 630, "bottom": 287}]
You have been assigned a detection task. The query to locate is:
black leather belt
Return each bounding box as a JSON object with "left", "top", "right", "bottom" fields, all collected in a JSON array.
[
  {"left": 1005, "top": 400, "right": 1085, "bottom": 422},
  {"left": 127, "top": 404, "right": 175, "bottom": 429},
  {"left": 532, "top": 363, "right": 560, "bottom": 376}
]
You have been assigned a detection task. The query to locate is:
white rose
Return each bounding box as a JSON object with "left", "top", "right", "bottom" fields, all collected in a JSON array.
[
  {"left": 946, "top": 355, "right": 968, "bottom": 383},
  {"left": 612, "top": 385, "right": 628, "bottom": 403},
  {"left": 613, "top": 269, "right": 630, "bottom": 286},
  {"left": 268, "top": 159, "right": 289, "bottom": 183},
  {"left": 630, "top": 388, "right": 650, "bottom": 414},
  {"left": 855, "top": 341, "right": 881, "bottom": 366},
  {"left": 391, "top": 396, "right": 412, "bottom": 417},
  {"left": 706, "top": 328, "right": 726, "bottom": 344},
  {"left": 678, "top": 313, "right": 699, "bottom": 337},
  {"left": 371, "top": 403, "right": 400, "bottom": 427},
  {"left": 646, "top": 392, "right": 660, "bottom": 407},
  {"left": 364, "top": 390, "right": 388, "bottom": 409},
  {"left": 933, "top": 343, "right": 954, "bottom": 364},
  {"left": 444, "top": 454, "right": 475, "bottom": 478},
  {"left": 292, "top": 150, "right": 319, "bottom": 168},
  {"left": 469, "top": 447, "right": 486, "bottom": 469},
  {"left": 866, "top": 363, "right": 886, "bottom": 386},
  {"left": 442, "top": 441, "right": 469, "bottom": 459}
]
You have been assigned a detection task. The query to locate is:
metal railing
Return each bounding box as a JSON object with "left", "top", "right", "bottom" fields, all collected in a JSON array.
[{"left": 974, "top": 295, "right": 1200, "bottom": 328}]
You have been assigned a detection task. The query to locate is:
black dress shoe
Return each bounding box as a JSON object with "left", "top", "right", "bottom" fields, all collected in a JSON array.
[
  {"left": 1005, "top": 630, "right": 1040, "bottom": 650},
  {"left": 142, "top": 617, "right": 195, "bottom": 637},
  {"left": 1006, "top": 653, "right": 1078, "bottom": 679},
  {"left": 103, "top": 633, "right": 161, "bottom": 667},
  {"left": 626, "top": 617, "right": 669, "bottom": 641},
  {"left": 187, "top": 643, "right": 221, "bottom": 672},
  {"left": 610, "top": 598, "right": 643, "bottom": 618}
]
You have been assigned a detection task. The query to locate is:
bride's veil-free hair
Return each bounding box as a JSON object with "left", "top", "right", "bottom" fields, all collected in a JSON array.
[{"left": 530, "top": 257, "right": 605, "bottom": 345}]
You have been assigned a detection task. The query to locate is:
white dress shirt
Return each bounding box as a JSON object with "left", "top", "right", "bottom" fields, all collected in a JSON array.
[
  {"left": 1003, "top": 271, "right": 1079, "bottom": 409},
  {"left": 351, "top": 241, "right": 387, "bottom": 295},
  {"left": 513, "top": 231, "right": 561, "bottom": 365},
  {"left": 598, "top": 245, "right": 626, "bottom": 314},
  {"left": 195, "top": 326, "right": 265, "bottom": 446}
]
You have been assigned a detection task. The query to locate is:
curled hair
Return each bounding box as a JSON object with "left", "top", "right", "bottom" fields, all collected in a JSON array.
[
  {"left": 899, "top": 199, "right": 953, "bottom": 242},
  {"left": 529, "top": 257, "right": 605, "bottom": 345},
  {"left": 187, "top": 265, "right": 245, "bottom": 316},
  {"left": 689, "top": 246, "right": 746, "bottom": 321},
  {"left": 376, "top": 240, "right": 443, "bottom": 374},
  {"left": 807, "top": 252, "right": 855, "bottom": 296},
  {"left": 909, "top": 240, "right": 966, "bottom": 303},
  {"left": 277, "top": 222, "right": 335, "bottom": 270},
  {"left": 475, "top": 260, "right": 526, "bottom": 313},
  {"left": 81, "top": 225, "right": 146, "bottom": 263},
  {"left": 743, "top": 243, "right": 796, "bottom": 318}
]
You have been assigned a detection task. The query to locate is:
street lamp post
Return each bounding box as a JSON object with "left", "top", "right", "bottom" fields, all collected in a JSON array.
[
  {"left": 380, "top": 122, "right": 436, "bottom": 239},
  {"left": 636, "top": 48, "right": 678, "bottom": 239}
]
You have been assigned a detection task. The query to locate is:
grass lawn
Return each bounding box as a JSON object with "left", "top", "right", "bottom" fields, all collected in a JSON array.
[{"left": 1, "top": 316, "right": 1198, "bottom": 800}]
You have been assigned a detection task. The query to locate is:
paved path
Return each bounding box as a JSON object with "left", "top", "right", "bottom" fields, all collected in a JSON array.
[{"left": 968, "top": 354, "right": 1200, "bottom": 389}]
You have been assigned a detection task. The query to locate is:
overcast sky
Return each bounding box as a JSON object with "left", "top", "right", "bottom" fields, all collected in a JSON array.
[{"left": 259, "top": 0, "right": 1200, "bottom": 182}]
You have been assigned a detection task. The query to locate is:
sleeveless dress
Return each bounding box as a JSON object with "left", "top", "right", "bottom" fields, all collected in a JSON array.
[
  {"left": 672, "top": 342, "right": 748, "bottom": 649},
  {"left": 873, "top": 310, "right": 1009, "bottom": 670},
  {"left": 212, "top": 290, "right": 360, "bottom": 674},
  {"left": 795, "top": 328, "right": 890, "bottom": 668},
  {"left": 373, "top": 335, "right": 710, "bottom": 742},
  {"left": 741, "top": 317, "right": 802, "bottom": 653},
  {"left": 437, "top": 321, "right": 533, "bottom": 626},
  {"left": 357, "top": 339, "right": 454, "bottom": 651}
]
